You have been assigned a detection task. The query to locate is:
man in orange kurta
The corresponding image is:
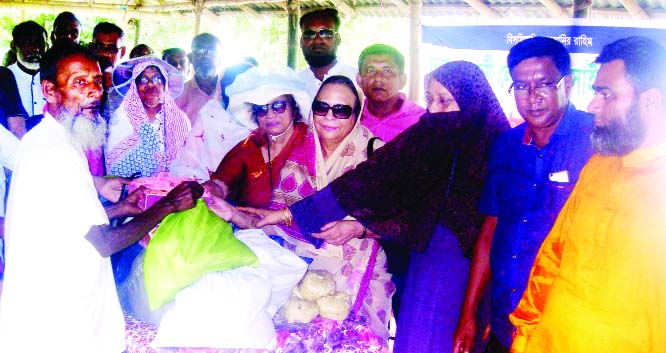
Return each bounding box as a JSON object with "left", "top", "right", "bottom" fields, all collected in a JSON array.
[{"left": 510, "top": 36, "right": 666, "bottom": 353}]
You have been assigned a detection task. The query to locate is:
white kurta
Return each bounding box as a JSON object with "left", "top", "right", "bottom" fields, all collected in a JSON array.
[
  {"left": 298, "top": 61, "right": 358, "bottom": 99},
  {"left": 0, "top": 124, "right": 19, "bottom": 216},
  {"left": 169, "top": 99, "right": 253, "bottom": 181},
  {"left": 0, "top": 114, "right": 125, "bottom": 353},
  {"left": 7, "top": 64, "right": 45, "bottom": 117}
]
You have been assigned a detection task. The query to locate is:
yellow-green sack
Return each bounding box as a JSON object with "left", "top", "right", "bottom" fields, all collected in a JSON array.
[{"left": 144, "top": 199, "right": 259, "bottom": 310}]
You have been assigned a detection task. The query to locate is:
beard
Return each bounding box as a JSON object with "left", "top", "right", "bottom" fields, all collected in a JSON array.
[
  {"left": 194, "top": 58, "right": 217, "bottom": 79},
  {"left": 303, "top": 52, "right": 336, "bottom": 68},
  {"left": 58, "top": 110, "right": 107, "bottom": 152},
  {"left": 17, "top": 52, "right": 41, "bottom": 71},
  {"left": 590, "top": 102, "right": 646, "bottom": 156}
]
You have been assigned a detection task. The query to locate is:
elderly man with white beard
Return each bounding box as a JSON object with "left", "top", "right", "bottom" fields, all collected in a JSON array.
[{"left": 0, "top": 41, "right": 203, "bottom": 353}]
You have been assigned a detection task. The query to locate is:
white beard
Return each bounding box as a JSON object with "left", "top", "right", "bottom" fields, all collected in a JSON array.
[
  {"left": 17, "top": 57, "right": 40, "bottom": 71},
  {"left": 58, "top": 111, "right": 107, "bottom": 152}
]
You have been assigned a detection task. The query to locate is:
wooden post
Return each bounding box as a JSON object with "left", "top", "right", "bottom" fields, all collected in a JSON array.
[
  {"left": 194, "top": 0, "right": 205, "bottom": 36},
  {"left": 408, "top": 0, "right": 422, "bottom": 102},
  {"left": 287, "top": 0, "right": 300, "bottom": 69},
  {"left": 129, "top": 18, "right": 141, "bottom": 48},
  {"left": 573, "top": 0, "right": 592, "bottom": 17}
]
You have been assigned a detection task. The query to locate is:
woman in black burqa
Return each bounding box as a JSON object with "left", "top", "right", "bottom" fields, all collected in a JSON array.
[{"left": 246, "top": 61, "right": 510, "bottom": 352}]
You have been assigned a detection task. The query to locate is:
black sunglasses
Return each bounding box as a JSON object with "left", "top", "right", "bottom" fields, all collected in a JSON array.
[
  {"left": 252, "top": 100, "right": 288, "bottom": 117},
  {"left": 302, "top": 28, "right": 336, "bottom": 40},
  {"left": 312, "top": 100, "right": 353, "bottom": 119}
]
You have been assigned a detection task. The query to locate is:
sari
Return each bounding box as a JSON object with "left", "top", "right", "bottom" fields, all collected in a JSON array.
[
  {"left": 106, "top": 59, "right": 190, "bottom": 178},
  {"left": 208, "top": 67, "right": 313, "bottom": 207},
  {"left": 269, "top": 114, "right": 394, "bottom": 341},
  {"left": 287, "top": 61, "right": 510, "bottom": 352},
  {"left": 210, "top": 122, "right": 309, "bottom": 208}
]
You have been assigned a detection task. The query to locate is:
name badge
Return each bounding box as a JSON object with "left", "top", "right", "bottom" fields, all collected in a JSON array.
[{"left": 549, "top": 170, "right": 569, "bottom": 183}]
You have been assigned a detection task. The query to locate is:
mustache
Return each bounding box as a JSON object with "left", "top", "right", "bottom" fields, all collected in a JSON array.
[
  {"left": 58, "top": 110, "right": 107, "bottom": 152},
  {"left": 23, "top": 53, "right": 42, "bottom": 62}
]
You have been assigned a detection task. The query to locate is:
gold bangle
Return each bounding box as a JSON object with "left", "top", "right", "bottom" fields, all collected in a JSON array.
[{"left": 283, "top": 208, "right": 293, "bottom": 227}]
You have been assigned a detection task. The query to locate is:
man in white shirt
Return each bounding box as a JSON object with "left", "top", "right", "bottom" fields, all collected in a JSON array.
[
  {"left": 8, "top": 21, "right": 48, "bottom": 126},
  {"left": 0, "top": 41, "right": 202, "bottom": 353},
  {"left": 297, "top": 8, "right": 357, "bottom": 97},
  {"left": 175, "top": 33, "right": 223, "bottom": 125}
]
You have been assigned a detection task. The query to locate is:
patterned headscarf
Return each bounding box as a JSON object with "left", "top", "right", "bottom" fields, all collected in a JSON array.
[{"left": 106, "top": 59, "right": 190, "bottom": 177}]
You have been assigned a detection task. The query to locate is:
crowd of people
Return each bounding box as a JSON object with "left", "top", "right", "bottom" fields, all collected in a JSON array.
[{"left": 0, "top": 7, "right": 665, "bottom": 353}]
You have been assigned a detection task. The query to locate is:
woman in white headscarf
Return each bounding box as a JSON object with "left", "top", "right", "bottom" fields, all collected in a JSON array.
[
  {"left": 106, "top": 57, "right": 190, "bottom": 178},
  {"left": 207, "top": 67, "right": 312, "bottom": 208}
]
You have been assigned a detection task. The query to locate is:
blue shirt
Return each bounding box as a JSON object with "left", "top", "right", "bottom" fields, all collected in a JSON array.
[{"left": 478, "top": 104, "right": 595, "bottom": 348}]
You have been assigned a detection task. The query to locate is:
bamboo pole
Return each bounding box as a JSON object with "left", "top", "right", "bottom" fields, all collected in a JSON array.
[
  {"left": 408, "top": 0, "right": 422, "bottom": 102},
  {"left": 286, "top": 0, "right": 300, "bottom": 69},
  {"left": 194, "top": 0, "right": 205, "bottom": 36},
  {"left": 573, "top": 0, "right": 591, "bottom": 17}
]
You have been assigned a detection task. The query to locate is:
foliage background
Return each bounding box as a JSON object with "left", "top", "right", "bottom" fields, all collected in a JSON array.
[{"left": 0, "top": 10, "right": 411, "bottom": 74}]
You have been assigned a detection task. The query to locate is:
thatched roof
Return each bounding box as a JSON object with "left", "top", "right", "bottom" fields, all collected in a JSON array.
[{"left": 2, "top": 0, "right": 665, "bottom": 20}]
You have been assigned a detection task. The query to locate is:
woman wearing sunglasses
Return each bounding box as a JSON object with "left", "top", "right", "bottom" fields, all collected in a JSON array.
[
  {"left": 205, "top": 75, "right": 393, "bottom": 343},
  {"left": 208, "top": 67, "right": 311, "bottom": 209},
  {"left": 106, "top": 57, "right": 190, "bottom": 178},
  {"left": 241, "top": 62, "right": 511, "bottom": 353}
]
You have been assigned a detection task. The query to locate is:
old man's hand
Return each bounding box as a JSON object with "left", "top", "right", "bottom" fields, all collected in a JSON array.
[{"left": 158, "top": 181, "right": 204, "bottom": 213}]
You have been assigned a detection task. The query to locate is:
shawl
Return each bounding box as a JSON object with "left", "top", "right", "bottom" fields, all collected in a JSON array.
[
  {"left": 267, "top": 107, "right": 389, "bottom": 336},
  {"left": 322, "top": 61, "right": 510, "bottom": 255},
  {"left": 106, "top": 60, "right": 190, "bottom": 177},
  {"left": 271, "top": 110, "right": 382, "bottom": 238}
]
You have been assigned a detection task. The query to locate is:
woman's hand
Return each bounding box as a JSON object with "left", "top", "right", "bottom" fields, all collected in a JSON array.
[
  {"left": 452, "top": 312, "right": 478, "bottom": 353},
  {"left": 312, "top": 220, "right": 365, "bottom": 245},
  {"left": 239, "top": 207, "right": 286, "bottom": 227},
  {"left": 93, "top": 176, "right": 130, "bottom": 202},
  {"left": 206, "top": 195, "right": 236, "bottom": 222},
  {"left": 203, "top": 179, "right": 228, "bottom": 199}
]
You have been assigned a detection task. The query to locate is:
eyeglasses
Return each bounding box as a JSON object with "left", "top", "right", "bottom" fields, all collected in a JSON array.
[
  {"left": 252, "top": 100, "right": 288, "bottom": 117},
  {"left": 509, "top": 76, "right": 565, "bottom": 99},
  {"left": 424, "top": 94, "right": 455, "bottom": 109},
  {"left": 138, "top": 76, "right": 165, "bottom": 86},
  {"left": 312, "top": 100, "right": 354, "bottom": 119},
  {"left": 302, "top": 28, "right": 337, "bottom": 40}
]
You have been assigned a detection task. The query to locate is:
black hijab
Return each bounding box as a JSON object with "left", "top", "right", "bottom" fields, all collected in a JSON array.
[{"left": 329, "top": 61, "right": 509, "bottom": 254}]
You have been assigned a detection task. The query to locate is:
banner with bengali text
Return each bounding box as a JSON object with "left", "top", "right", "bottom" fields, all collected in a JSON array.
[{"left": 421, "top": 22, "right": 666, "bottom": 124}]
